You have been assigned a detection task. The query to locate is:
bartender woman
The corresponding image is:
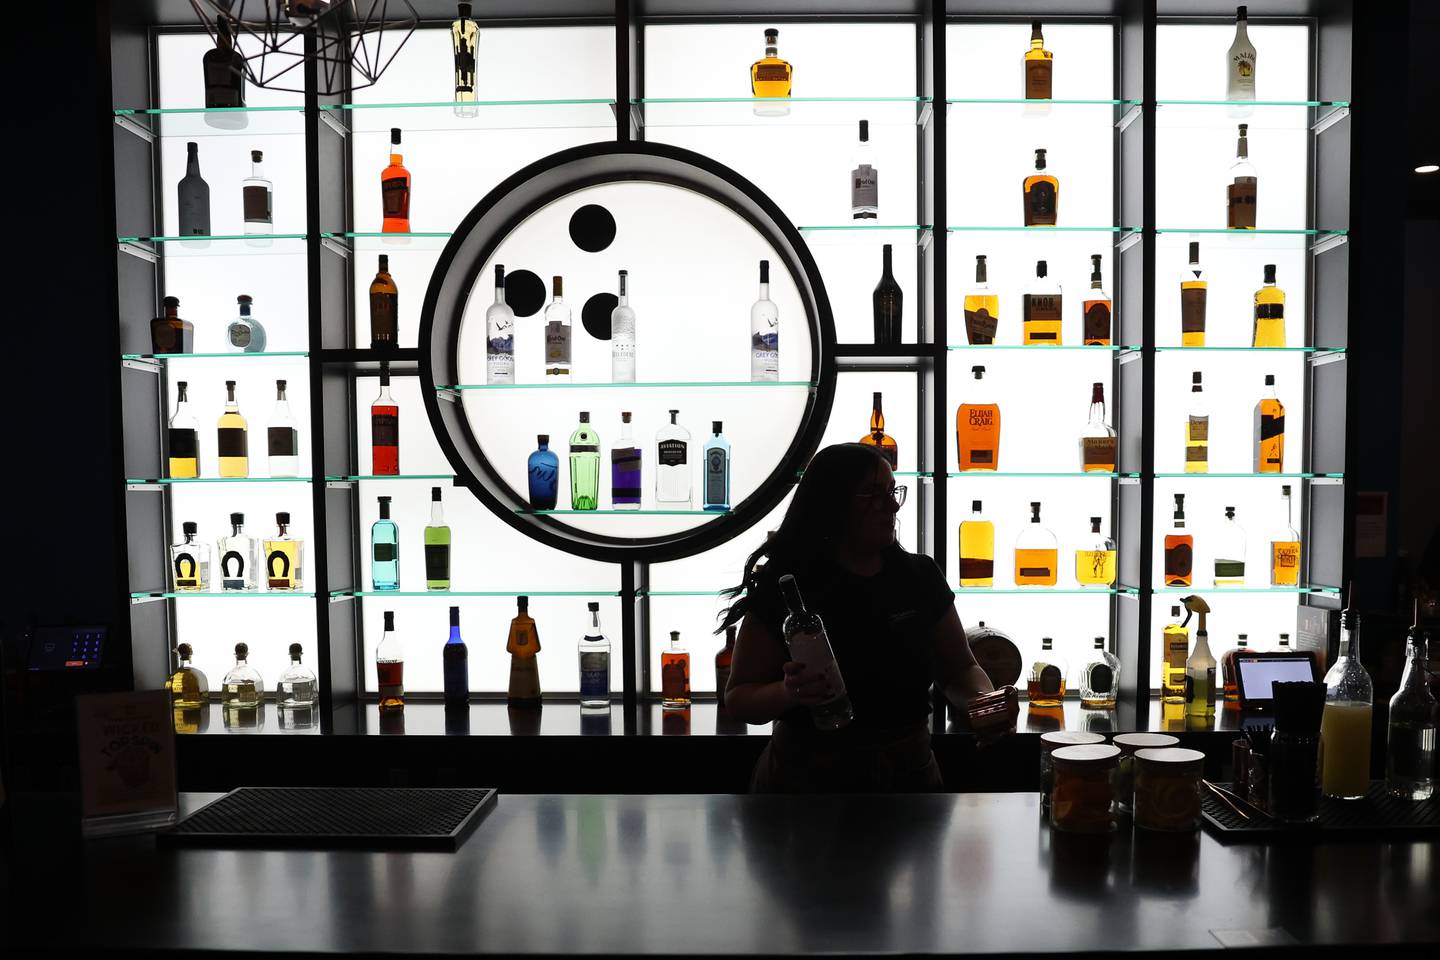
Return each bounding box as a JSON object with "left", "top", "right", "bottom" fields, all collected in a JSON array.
[{"left": 721, "top": 443, "right": 1016, "bottom": 792}]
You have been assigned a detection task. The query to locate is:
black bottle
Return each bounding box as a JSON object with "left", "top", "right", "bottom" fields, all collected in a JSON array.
[
  {"left": 202, "top": 16, "right": 247, "bottom": 110},
  {"left": 873, "top": 243, "right": 903, "bottom": 344}
]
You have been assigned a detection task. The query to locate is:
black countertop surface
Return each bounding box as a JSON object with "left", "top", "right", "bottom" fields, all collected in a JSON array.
[{"left": 4, "top": 791, "right": 1438, "bottom": 955}]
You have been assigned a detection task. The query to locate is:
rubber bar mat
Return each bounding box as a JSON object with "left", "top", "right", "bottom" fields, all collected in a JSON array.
[
  {"left": 160, "top": 787, "right": 498, "bottom": 851},
  {"left": 1201, "top": 781, "right": 1439, "bottom": 842}
]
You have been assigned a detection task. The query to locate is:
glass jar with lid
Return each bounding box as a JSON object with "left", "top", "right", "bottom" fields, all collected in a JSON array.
[
  {"left": 1039, "top": 731, "right": 1105, "bottom": 808},
  {"left": 1133, "top": 747, "right": 1207, "bottom": 831},
  {"left": 1049, "top": 743, "right": 1120, "bottom": 833},
  {"left": 1112, "top": 732, "right": 1180, "bottom": 813}
]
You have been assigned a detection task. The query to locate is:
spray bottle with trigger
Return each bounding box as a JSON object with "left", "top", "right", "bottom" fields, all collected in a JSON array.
[{"left": 1182, "top": 594, "right": 1216, "bottom": 717}]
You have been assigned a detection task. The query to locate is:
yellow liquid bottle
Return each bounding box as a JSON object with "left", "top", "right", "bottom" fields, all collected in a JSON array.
[
  {"left": 958, "top": 500, "right": 994, "bottom": 587},
  {"left": 749, "top": 27, "right": 793, "bottom": 114},
  {"left": 1180, "top": 241, "right": 1207, "bottom": 347},
  {"left": 217, "top": 379, "right": 249, "bottom": 478},
  {"left": 1015, "top": 501, "right": 1057, "bottom": 587},
  {"left": 1074, "top": 516, "right": 1116, "bottom": 587},
  {"left": 1161, "top": 607, "right": 1189, "bottom": 704},
  {"left": 1185, "top": 371, "right": 1208, "bottom": 473},
  {"left": 1270, "top": 484, "right": 1301, "bottom": 587},
  {"left": 168, "top": 380, "right": 200, "bottom": 478},
  {"left": 1252, "top": 263, "right": 1286, "bottom": 347}
]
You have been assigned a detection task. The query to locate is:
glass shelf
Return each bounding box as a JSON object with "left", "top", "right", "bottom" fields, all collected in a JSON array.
[
  {"left": 322, "top": 99, "right": 617, "bottom": 132},
  {"left": 634, "top": 97, "right": 932, "bottom": 129},
  {"left": 1152, "top": 585, "right": 1340, "bottom": 595},
  {"left": 113, "top": 105, "right": 305, "bottom": 138},
  {"left": 520, "top": 509, "right": 729, "bottom": 516},
  {"left": 796, "top": 224, "right": 933, "bottom": 247},
  {"left": 1154, "top": 227, "right": 1347, "bottom": 251},
  {"left": 1154, "top": 345, "right": 1345, "bottom": 354},
  {"left": 946, "top": 471, "right": 1134, "bottom": 479},
  {"left": 441, "top": 380, "right": 814, "bottom": 391},
  {"left": 948, "top": 225, "right": 1137, "bottom": 233},
  {"left": 947, "top": 343, "right": 1138, "bottom": 351},
  {"left": 345, "top": 590, "right": 618, "bottom": 598},
  {"left": 118, "top": 235, "right": 307, "bottom": 258},
  {"left": 948, "top": 98, "right": 1141, "bottom": 106},
  {"left": 946, "top": 99, "right": 1141, "bottom": 129},
  {"left": 1152, "top": 472, "right": 1344, "bottom": 479},
  {"left": 328, "top": 474, "right": 455, "bottom": 482},
  {"left": 130, "top": 590, "right": 316, "bottom": 600},
  {"left": 126, "top": 476, "right": 312, "bottom": 485},
  {"left": 1155, "top": 100, "right": 1350, "bottom": 132},
  {"left": 122, "top": 351, "right": 310, "bottom": 361},
  {"left": 952, "top": 587, "right": 1132, "bottom": 595},
  {"left": 327, "top": 231, "right": 454, "bottom": 253}
]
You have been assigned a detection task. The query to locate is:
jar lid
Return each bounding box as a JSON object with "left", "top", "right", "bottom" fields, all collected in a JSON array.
[
  {"left": 1051, "top": 744, "right": 1121, "bottom": 766},
  {"left": 1040, "top": 731, "right": 1105, "bottom": 750},
  {"left": 1134, "top": 747, "right": 1206, "bottom": 767},
  {"left": 1113, "top": 732, "right": 1180, "bottom": 750}
]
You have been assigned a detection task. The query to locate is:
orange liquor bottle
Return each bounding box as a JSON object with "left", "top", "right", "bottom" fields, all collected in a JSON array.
[
  {"left": 661, "top": 631, "right": 691, "bottom": 707},
  {"left": 956, "top": 365, "right": 1001, "bottom": 471},
  {"left": 381, "top": 127, "right": 411, "bottom": 233},
  {"left": 859, "top": 391, "right": 898, "bottom": 468}
]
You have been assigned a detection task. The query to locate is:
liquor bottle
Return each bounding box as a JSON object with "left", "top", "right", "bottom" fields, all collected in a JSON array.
[
  {"left": 611, "top": 412, "right": 642, "bottom": 510},
  {"left": 267, "top": 379, "right": 298, "bottom": 477},
  {"left": 171, "top": 521, "right": 211, "bottom": 592},
  {"left": 1386, "top": 607, "right": 1437, "bottom": 800},
  {"left": 1027, "top": 637, "right": 1067, "bottom": 706},
  {"left": 1227, "top": 6, "right": 1257, "bottom": 102},
  {"left": 377, "top": 610, "right": 404, "bottom": 711},
  {"left": 1270, "top": 484, "right": 1301, "bottom": 586},
  {"left": 264, "top": 511, "right": 304, "bottom": 591},
  {"left": 1214, "top": 505, "right": 1247, "bottom": 586},
  {"left": 1164, "top": 493, "right": 1194, "bottom": 587},
  {"left": 1023, "top": 260, "right": 1062, "bottom": 344},
  {"left": 958, "top": 500, "right": 995, "bottom": 588},
  {"left": 202, "top": 16, "right": 246, "bottom": 113},
  {"left": 1227, "top": 123, "right": 1258, "bottom": 229},
  {"left": 873, "top": 244, "right": 903, "bottom": 344},
  {"left": 371, "top": 495, "right": 400, "bottom": 591},
  {"left": 851, "top": 120, "right": 878, "bottom": 220},
  {"left": 1254, "top": 374, "right": 1285, "bottom": 473},
  {"left": 1221, "top": 634, "right": 1249, "bottom": 701},
  {"left": 452, "top": 2, "right": 479, "bottom": 117},
  {"left": 527, "top": 434, "right": 559, "bottom": 511},
  {"left": 217, "top": 380, "right": 249, "bottom": 478},
  {"left": 859, "top": 391, "right": 898, "bottom": 469},
  {"left": 544, "top": 276, "right": 572, "bottom": 381},
  {"left": 1252, "top": 264, "right": 1286, "bottom": 347},
  {"left": 568, "top": 412, "right": 600, "bottom": 510},
  {"left": 1278, "top": 632, "right": 1292, "bottom": 652},
  {"left": 226, "top": 294, "right": 267, "bottom": 352},
  {"left": 167, "top": 643, "right": 209, "bottom": 709},
  {"left": 425, "top": 486, "right": 452, "bottom": 590},
  {"left": 371, "top": 362, "right": 399, "bottom": 476},
  {"left": 1078, "top": 382, "right": 1116, "bottom": 473},
  {"left": 1079, "top": 638, "right": 1121, "bottom": 709},
  {"left": 380, "top": 128, "right": 411, "bottom": 233},
  {"left": 1015, "top": 501, "right": 1058, "bottom": 587},
  {"left": 222, "top": 642, "right": 264, "bottom": 707},
  {"left": 611, "top": 269, "right": 637, "bottom": 383},
  {"left": 1185, "top": 624, "right": 1217, "bottom": 718},
  {"left": 779, "top": 574, "right": 854, "bottom": 730},
  {"left": 1162, "top": 605, "right": 1190, "bottom": 703},
  {"left": 277, "top": 643, "right": 317, "bottom": 708},
  {"left": 1321, "top": 600, "right": 1373, "bottom": 798},
  {"left": 1082, "top": 254, "right": 1111, "bottom": 345},
  {"left": 242, "top": 150, "right": 272, "bottom": 239},
  {"left": 1180, "top": 241, "right": 1207, "bottom": 347},
  {"left": 151, "top": 295, "right": 194, "bottom": 355},
  {"left": 370, "top": 254, "right": 399, "bottom": 349},
  {"left": 167, "top": 380, "right": 200, "bottom": 478},
  {"left": 177, "top": 142, "right": 211, "bottom": 238},
  {"left": 956, "top": 366, "right": 1000, "bottom": 471},
  {"left": 218, "top": 511, "right": 260, "bottom": 591},
  {"left": 1023, "top": 21, "right": 1053, "bottom": 99},
  {"left": 963, "top": 255, "right": 998, "bottom": 345},
  {"left": 750, "top": 260, "right": 779, "bottom": 381},
  {"left": 1075, "top": 516, "right": 1116, "bottom": 588},
  {"left": 506, "top": 596, "right": 542, "bottom": 704},
  {"left": 656, "top": 409, "right": 693, "bottom": 506},
  {"left": 715, "top": 625, "right": 736, "bottom": 710},
  {"left": 750, "top": 27, "right": 793, "bottom": 114},
  {"left": 1185, "top": 371, "right": 1209, "bottom": 472},
  {"left": 661, "top": 631, "right": 692, "bottom": 707},
  {"left": 486, "top": 264, "right": 516, "bottom": 384},
  {"left": 444, "top": 605, "right": 469, "bottom": 709},
  {"left": 703, "top": 421, "right": 732, "bottom": 512},
  {"left": 1022, "top": 149, "right": 1058, "bottom": 227},
  {"left": 578, "top": 602, "right": 610, "bottom": 709}
]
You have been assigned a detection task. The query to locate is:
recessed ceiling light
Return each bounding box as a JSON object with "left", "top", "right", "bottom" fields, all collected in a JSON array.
[{"left": 1417, "top": 163, "right": 1440, "bottom": 174}]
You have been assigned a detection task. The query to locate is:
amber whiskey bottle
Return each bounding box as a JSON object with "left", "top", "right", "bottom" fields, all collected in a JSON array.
[
  {"left": 380, "top": 127, "right": 411, "bottom": 233},
  {"left": 1163, "top": 493, "right": 1194, "bottom": 587},
  {"left": 956, "top": 365, "right": 1001, "bottom": 471},
  {"left": 661, "top": 631, "right": 691, "bottom": 708},
  {"left": 1023, "top": 21, "right": 1053, "bottom": 99},
  {"left": 1023, "top": 260, "right": 1063, "bottom": 344},
  {"left": 1023, "top": 149, "right": 1059, "bottom": 226},
  {"left": 750, "top": 28, "right": 793, "bottom": 101},
  {"left": 1015, "top": 501, "right": 1058, "bottom": 587},
  {"left": 1254, "top": 373, "right": 1285, "bottom": 472},
  {"left": 376, "top": 611, "right": 404, "bottom": 710},
  {"left": 859, "top": 391, "right": 899, "bottom": 468},
  {"left": 1082, "top": 254, "right": 1111, "bottom": 345},
  {"left": 370, "top": 254, "right": 398, "bottom": 349},
  {"left": 507, "top": 596, "right": 542, "bottom": 705},
  {"left": 1252, "top": 264, "right": 1286, "bottom": 347},
  {"left": 1180, "top": 242, "right": 1207, "bottom": 347},
  {"left": 963, "top": 254, "right": 999, "bottom": 344},
  {"left": 150, "top": 296, "right": 194, "bottom": 355},
  {"left": 958, "top": 500, "right": 995, "bottom": 588}
]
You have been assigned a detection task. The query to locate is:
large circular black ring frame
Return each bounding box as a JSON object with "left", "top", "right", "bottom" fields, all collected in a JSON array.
[{"left": 420, "top": 141, "right": 838, "bottom": 564}]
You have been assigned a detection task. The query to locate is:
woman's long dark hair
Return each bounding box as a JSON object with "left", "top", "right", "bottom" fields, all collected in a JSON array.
[{"left": 717, "top": 442, "right": 894, "bottom": 632}]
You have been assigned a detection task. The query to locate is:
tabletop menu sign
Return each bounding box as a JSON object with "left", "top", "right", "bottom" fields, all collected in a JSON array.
[{"left": 76, "top": 690, "right": 177, "bottom": 838}]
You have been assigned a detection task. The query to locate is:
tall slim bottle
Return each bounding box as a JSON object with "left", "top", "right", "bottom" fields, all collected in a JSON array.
[
  {"left": 958, "top": 500, "right": 994, "bottom": 588},
  {"left": 370, "top": 254, "right": 399, "bottom": 349},
  {"left": 371, "top": 495, "right": 399, "bottom": 591},
  {"left": 452, "top": 2, "right": 479, "bottom": 117},
  {"left": 860, "top": 392, "right": 898, "bottom": 468},
  {"left": 703, "top": 421, "right": 732, "bottom": 512},
  {"left": 486, "top": 264, "right": 515, "bottom": 384},
  {"left": 1227, "top": 123, "right": 1258, "bottom": 229},
  {"left": 1269, "top": 484, "right": 1301, "bottom": 586},
  {"left": 750, "top": 260, "right": 779, "bottom": 381},
  {"left": 380, "top": 127, "right": 411, "bottom": 233},
  {"left": 656, "top": 410, "right": 693, "bottom": 506},
  {"left": 1180, "top": 242, "right": 1207, "bottom": 347},
  {"left": 168, "top": 381, "right": 200, "bottom": 478},
  {"left": 851, "top": 120, "right": 878, "bottom": 219},
  {"left": 377, "top": 611, "right": 404, "bottom": 711},
  {"left": 873, "top": 245, "right": 903, "bottom": 344},
  {"left": 578, "top": 602, "right": 610, "bottom": 709},
  {"left": 1023, "top": 260, "right": 1062, "bottom": 344},
  {"left": 1226, "top": 5, "right": 1257, "bottom": 102},
  {"left": 779, "top": 575, "right": 853, "bottom": 730},
  {"left": 444, "top": 605, "right": 469, "bottom": 709},
  {"left": 217, "top": 380, "right": 249, "bottom": 478},
  {"left": 1321, "top": 600, "right": 1373, "bottom": 799},
  {"left": 507, "top": 596, "right": 542, "bottom": 704},
  {"left": 611, "top": 270, "right": 637, "bottom": 382},
  {"left": 544, "top": 276, "right": 572, "bottom": 381},
  {"left": 956, "top": 365, "right": 1000, "bottom": 471},
  {"left": 569, "top": 412, "right": 601, "bottom": 510},
  {"left": 963, "top": 254, "right": 998, "bottom": 344},
  {"left": 611, "top": 412, "right": 642, "bottom": 510},
  {"left": 1163, "top": 493, "right": 1194, "bottom": 588},
  {"left": 425, "top": 486, "right": 452, "bottom": 590},
  {"left": 267, "top": 379, "right": 299, "bottom": 477},
  {"left": 527, "top": 434, "right": 559, "bottom": 510},
  {"left": 1015, "top": 501, "right": 1058, "bottom": 587},
  {"left": 1254, "top": 374, "right": 1285, "bottom": 472},
  {"left": 1185, "top": 372, "right": 1209, "bottom": 472},
  {"left": 1078, "top": 382, "right": 1116, "bottom": 473},
  {"left": 371, "top": 362, "right": 399, "bottom": 476},
  {"left": 1386, "top": 607, "right": 1437, "bottom": 800},
  {"left": 1253, "top": 264, "right": 1286, "bottom": 347},
  {"left": 1083, "top": 254, "right": 1111, "bottom": 345},
  {"left": 241, "top": 150, "right": 272, "bottom": 242},
  {"left": 177, "top": 142, "right": 210, "bottom": 238}
]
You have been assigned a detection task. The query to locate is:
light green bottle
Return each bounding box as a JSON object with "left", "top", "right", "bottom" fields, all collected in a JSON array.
[
  {"left": 569, "top": 411, "right": 600, "bottom": 510},
  {"left": 424, "top": 485, "right": 451, "bottom": 590}
]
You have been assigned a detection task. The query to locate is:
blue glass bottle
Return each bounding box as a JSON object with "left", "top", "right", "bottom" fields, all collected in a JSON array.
[
  {"left": 443, "top": 605, "right": 469, "bottom": 708},
  {"left": 703, "top": 420, "right": 731, "bottom": 511},
  {"left": 527, "top": 434, "right": 559, "bottom": 509},
  {"left": 371, "top": 495, "right": 400, "bottom": 590}
]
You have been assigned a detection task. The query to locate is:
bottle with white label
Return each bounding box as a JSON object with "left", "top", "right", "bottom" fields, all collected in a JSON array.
[
  {"left": 611, "top": 269, "right": 636, "bottom": 383},
  {"left": 779, "top": 574, "right": 853, "bottom": 731},
  {"left": 543, "top": 275, "right": 571, "bottom": 382},
  {"left": 578, "top": 602, "right": 610, "bottom": 709},
  {"left": 703, "top": 421, "right": 731, "bottom": 512},
  {"left": 1185, "top": 626, "right": 1217, "bottom": 717},
  {"left": 850, "top": 119, "right": 878, "bottom": 220},
  {"left": 655, "top": 409, "right": 692, "bottom": 506},
  {"left": 485, "top": 264, "right": 515, "bottom": 384},
  {"left": 1226, "top": 5, "right": 1257, "bottom": 104},
  {"left": 750, "top": 259, "right": 779, "bottom": 381}
]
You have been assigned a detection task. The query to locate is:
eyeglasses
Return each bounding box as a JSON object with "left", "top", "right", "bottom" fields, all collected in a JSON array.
[{"left": 855, "top": 484, "right": 907, "bottom": 508}]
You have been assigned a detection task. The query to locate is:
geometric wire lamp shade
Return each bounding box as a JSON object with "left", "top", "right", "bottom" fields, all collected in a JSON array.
[{"left": 188, "top": 0, "right": 418, "bottom": 96}]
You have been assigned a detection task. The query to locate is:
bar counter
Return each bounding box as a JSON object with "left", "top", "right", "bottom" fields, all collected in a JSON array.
[{"left": 5, "top": 791, "right": 1437, "bottom": 955}]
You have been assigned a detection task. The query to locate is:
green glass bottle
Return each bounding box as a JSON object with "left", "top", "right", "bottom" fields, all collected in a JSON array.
[
  {"left": 424, "top": 485, "right": 451, "bottom": 590},
  {"left": 569, "top": 411, "right": 600, "bottom": 510}
]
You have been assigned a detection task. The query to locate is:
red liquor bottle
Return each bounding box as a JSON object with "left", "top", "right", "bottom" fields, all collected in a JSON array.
[
  {"left": 381, "top": 127, "right": 411, "bottom": 233},
  {"left": 371, "top": 362, "right": 399, "bottom": 475}
]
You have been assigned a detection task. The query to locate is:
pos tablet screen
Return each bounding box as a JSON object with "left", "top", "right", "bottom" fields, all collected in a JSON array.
[{"left": 1235, "top": 652, "right": 1319, "bottom": 710}]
